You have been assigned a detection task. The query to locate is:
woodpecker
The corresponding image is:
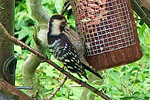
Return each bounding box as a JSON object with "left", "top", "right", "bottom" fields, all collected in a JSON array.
[
  {"left": 48, "top": 15, "right": 88, "bottom": 79},
  {"left": 47, "top": 15, "right": 102, "bottom": 79}
]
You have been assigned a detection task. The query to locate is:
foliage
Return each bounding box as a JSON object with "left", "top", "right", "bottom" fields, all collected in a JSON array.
[{"left": 14, "top": 0, "right": 150, "bottom": 99}]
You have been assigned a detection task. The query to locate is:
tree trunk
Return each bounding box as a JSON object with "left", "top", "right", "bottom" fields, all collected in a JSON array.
[
  {"left": 0, "top": 0, "right": 15, "bottom": 99},
  {"left": 0, "top": 0, "right": 15, "bottom": 84}
]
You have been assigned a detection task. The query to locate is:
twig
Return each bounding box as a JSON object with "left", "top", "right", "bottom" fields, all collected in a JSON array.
[
  {"left": 0, "top": 78, "right": 33, "bottom": 100},
  {"left": 61, "top": 0, "right": 70, "bottom": 15},
  {"left": 33, "top": 26, "right": 43, "bottom": 46},
  {"left": 0, "top": 23, "right": 112, "bottom": 100},
  {"left": 0, "top": 23, "right": 46, "bottom": 60},
  {"left": 45, "top": 76, "right": 67, "bottom": 100},
  {"left": 131, "top": 0, "right": 150, "bottom": 27}
]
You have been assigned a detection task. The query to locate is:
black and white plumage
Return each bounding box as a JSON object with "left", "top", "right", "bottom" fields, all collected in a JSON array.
[
  {"left": 47, "top": 15, "right": 88, "bottom": 79},
  {"left": 63, "top": 26, "right": 102, "bottom": 79}
]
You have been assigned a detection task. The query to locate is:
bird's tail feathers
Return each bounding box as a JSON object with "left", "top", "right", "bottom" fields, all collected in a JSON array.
[{"left": 82, "top": 63, "right": 102, "bottom": 79}]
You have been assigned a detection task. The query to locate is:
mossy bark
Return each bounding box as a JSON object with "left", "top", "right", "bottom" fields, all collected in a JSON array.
[{"left": 0, "top": 0, "right": 15, "bottom": 99}]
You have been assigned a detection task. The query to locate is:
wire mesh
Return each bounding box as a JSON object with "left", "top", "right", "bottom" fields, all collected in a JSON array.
[{"left": 71, "top": 0, "right": 135, "bottom": 56}]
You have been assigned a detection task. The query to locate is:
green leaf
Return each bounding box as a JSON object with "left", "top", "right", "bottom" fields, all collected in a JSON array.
[
  {"left": 108, "top": 70, "right": 120, "bottom": 82},
  {"left": 43, "top": 66, "right": 59, "bottom": 77},
  {"left": 138, "top": 23, "right": 146, "bottom": 44},
  {"left": 14, "top": 45, "right": 22, "bottom": 54},
  {"left": 144, "top": 26, "right": 150, "bottom": 45},
  {"left": 54, "top": 0, "right": 65, "bottom": 14},
  {"left": 54, "top": 97, "right": 69, "bottom": 100},
  {"left": 120, "top": 96, "right": 144, "bottom": 100}
]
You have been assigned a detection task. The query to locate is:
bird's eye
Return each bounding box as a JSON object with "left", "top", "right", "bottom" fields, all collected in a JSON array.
[{"left": 61, "top": 21, "right": 66, "bottom": 27}]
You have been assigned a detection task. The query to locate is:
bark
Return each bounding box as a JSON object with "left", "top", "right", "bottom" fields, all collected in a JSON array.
[
  {"left": 0, "top": 0, "right": 16, "bottom": 99},
  {"left": 131, "top": 0, "right": 150, "bottom": 27},
  {"left": 0, "top": 79, "right": 33, "bottom": 100},
  {"left": 0, "top": 0, "right": 14, "bottom": 83},
  {"left": 136, "top": 0, "right": 150, "bottom": 10},
  {"left": 136, "top": 0, "right": 150, "bottom": 18}
]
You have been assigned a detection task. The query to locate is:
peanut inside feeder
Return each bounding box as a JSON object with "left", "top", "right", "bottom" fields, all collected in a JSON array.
[{"left": 71, "top": 0, "right": 142, "bottom": 70}]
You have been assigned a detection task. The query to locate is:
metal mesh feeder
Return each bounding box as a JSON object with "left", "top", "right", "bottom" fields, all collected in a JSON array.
[{"left": 71, "top": 0, "right": 142, "bottom": 70}]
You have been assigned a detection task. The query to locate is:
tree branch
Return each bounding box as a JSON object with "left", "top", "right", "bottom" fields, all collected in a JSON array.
[
  {"left": 23, "top": 0, "right": 49, "bottom": 96},
  {"left": 33, "top": 26, "right": 43, "bottom": 46},
  {"left": 135, "top": 0, "right": 150, "bottom": 10},
  {"left": 0, "top": 23, "right": 112, "bottom": 100},
  {"left": 30, "top": 0, "right": 50, "bottom": 27},
  {"left": 61, "top": 0, "right": 70, "bottom": 15},
  {"left": 45, "top": 76, "right": 67, "bottom": 100},
  {"left": 131, "top": 0, "right": 150, "bottom": 27},
  {"left": 0, "top": 78, "right": 33, "bottom": 100}
]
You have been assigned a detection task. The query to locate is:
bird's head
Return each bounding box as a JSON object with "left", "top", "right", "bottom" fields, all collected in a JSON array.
[{"left": 49, "top": 15, "right": 67, "bottom": 36}]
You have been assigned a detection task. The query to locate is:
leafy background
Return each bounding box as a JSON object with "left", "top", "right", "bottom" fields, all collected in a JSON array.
[{"left": 14, "top": 0, "right": 150, "bottom": 100}]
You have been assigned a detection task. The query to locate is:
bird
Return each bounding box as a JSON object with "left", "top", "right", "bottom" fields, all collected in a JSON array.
[{"left": 47, "top": 14, "right": 102, "bottom": 79}]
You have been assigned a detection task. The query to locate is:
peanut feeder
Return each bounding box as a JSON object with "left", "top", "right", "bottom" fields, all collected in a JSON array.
[{"left": 71, "top": 0, "right": 142, "bottom": 70}]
